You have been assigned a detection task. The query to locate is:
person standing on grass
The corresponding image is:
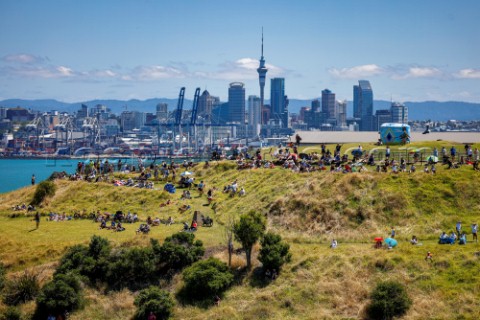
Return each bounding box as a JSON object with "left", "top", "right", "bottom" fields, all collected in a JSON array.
[
  {"left": 472, "top": 223, "right": 478, "bottom": 243},
  {"left": 34, "top": 211, "right": 40, "bottom": 229},
  {"left": 456, "top": 221, "right": 462, "bottom": 237}
]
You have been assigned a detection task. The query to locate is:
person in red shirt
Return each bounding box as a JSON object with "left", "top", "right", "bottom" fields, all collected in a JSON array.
[{"left": 191, "top": 220, "right": 197, "bottom": 231}]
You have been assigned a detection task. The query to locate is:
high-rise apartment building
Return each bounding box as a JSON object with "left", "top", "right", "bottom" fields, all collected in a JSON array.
[
  {"left": 228, "top": 82, "right": 246, "bottom": 124},
  {"left": 121, "top": 111, "right": 145, "bottom": 132},
  {"left": 353, "top": 80, "right": 374, "bottom": 131},
  {"left": 248, "top": 95, "right": 261, "bottom": 136},
  {"left": 270, "top": 78, "right": 289, "bottom": 127},
  {"left": 390, "top": 102, "right": 408, "bottom": 124}
]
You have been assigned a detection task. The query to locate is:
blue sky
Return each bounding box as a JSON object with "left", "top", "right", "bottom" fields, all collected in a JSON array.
[{"left": 1, "top": 0, "right": 479, "bottom": 103}]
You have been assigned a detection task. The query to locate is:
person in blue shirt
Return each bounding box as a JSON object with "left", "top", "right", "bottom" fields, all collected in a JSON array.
[
  {"left": 450, "top": 146, "right": 457, "bottom": 160},
  {"left": 456, "top": 221, "right": 462, "bottom": 237}
]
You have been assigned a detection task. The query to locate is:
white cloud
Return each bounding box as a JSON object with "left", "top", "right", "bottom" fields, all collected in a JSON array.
[
  {"left": 328, "top": 64, "right": 384, "bottom": 79},
  {"left": 197, "top": 57, "right": 285, "bottom": 81},
  {"left": 454, "top": 68, "right": 480, "bottom": 79},
  {"left": 128, "top": 65, "right": 186, "bottom": 80},
  {"left": 393, "top": 67, "right": 442, "bottom": 80},
  {"left": 2, "top": 53, "right": 46, "bottom": 64}
]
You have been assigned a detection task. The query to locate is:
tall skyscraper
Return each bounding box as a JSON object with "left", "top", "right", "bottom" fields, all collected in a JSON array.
[
  {"left": 336, "top": 100, "right": 347, "bottom": 127},
  {"left": 198, "top": 90, "right": 218, "bottom": 121},
  {"left": 257, "top": 29, "right": 268, "bottom": 125},
  {"left": 270, "top": 78, "right": 289, "bottom": 127},
  {"left": 321, "top": 89, "right": 336, "bottom": 119},
  {"left": 248, "top": 95, "right": 261, "bottom": 136},
  {"left": 228, "top": 82, "right": 246, "bottom": 124},
  {"left": 353, "top": 80, "right": 374, "bottom": 131},
  {"left": 390, "top": 102, "right": 408, "bottom": 124},
  {"left": 156, "top": 103, "right": 168, "bottom": 122}
]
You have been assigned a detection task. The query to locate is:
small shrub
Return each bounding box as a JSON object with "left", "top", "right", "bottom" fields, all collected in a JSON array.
[
  {"left": 134, "top": 286, "right": 174, "bottom": 320},
  {"left": 366, "top": 281, "right": 412, "bottom": 320},
  {"left": 34, "top": 273, "right": 83, "bottom": 319},
  {"left": 153, "top": 233, "right": 205, "bottom": 272},
  {"left": 3, "top": 271, "right": 40, "bottom": 305},
  {"left": 1, "top": 306, "right": 21, "bottom": 320},
  {"left": 30, "top": 180, "right": 56, "bottom": 206},
  {"left": 258, "top": 232, "right": 291, "bottom": 272},
  {"left": 55, "top": 244, "right": 89, "bottom": 276},
  {"left": 106, "top": 247, "right": 157, "bottom": 290},
  {"left": 182, "top": 258, "right": 233, "bottom": 299}
]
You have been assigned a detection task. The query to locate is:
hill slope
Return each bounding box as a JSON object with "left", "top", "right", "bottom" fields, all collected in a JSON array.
[{"left": 0, "top": 147, "right": 479, "bottom": 319}]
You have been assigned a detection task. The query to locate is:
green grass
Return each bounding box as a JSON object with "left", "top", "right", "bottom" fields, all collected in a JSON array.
[{"left": 1, "top": 141, "right": 480, "bottom": 319}]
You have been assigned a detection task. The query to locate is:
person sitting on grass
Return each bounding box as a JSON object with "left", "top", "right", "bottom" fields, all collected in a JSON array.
[
  {"left": 179, "top": 204, "right": 191, "bottom": 212},
  {"left": 410, "top": 235, "right": 418, "bottom": 245},
  {"left": 146, "top": 216, "right": 153, "bottom": 225},
  {"left": 115, "top": 222, "right": 125, "bottom": 232},
  {"left": 425, "top": 251, "right": 433, "bottom": 262},
  {"left": 183, "top": 222, "right": 189, "bottom": 231},
  {"left": 152, "top": 217, "right": 161, "bottom": 226},
  {"left": 459, "top": 233, "right": 467, "bottom": 245},
  {"left": 99, "top": 218, "right": 107, "bottom": 229},
  {"left": 190, "top": 220, "right": 198, "bottom": 231},
  {"left": 330, "top": 239, "right": 338, "bottom": 248},
  {"left": 166, "top": 216, "right": 173, "bottom": 226}
]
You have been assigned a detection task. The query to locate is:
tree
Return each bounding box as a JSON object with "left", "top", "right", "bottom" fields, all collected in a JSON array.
[
  {"left": 134, "top": 286, "right": 174, "bottom": 320},
  {"left": 258, "top": 232, "right": 291, "bottom": 272},
  {"left": 30, "top": 180, "right": 56, "bottom": 206},
  {"left": 233, "top": 211, "right": 266, "bottom": 269},
  {"left": 34, "top": 273, "right": 84, "bottom": 320},
  {"left": 366, "top": 281, "right": 412, "bottom": 320},
  {"left": 182, "top": 258, "right": 233, "bottom": 299}
]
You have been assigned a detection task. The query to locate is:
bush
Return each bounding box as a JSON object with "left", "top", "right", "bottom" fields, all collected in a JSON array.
[
  {"left": 30, "top": 180, "right": 56, "bottom": 206},
  {"left": 182, "top": 258, "right": 233, "bottom": 299},
  {"left": 0, "top": 262, "right": 5, "bottom": 291},
  {"left": 106, "top": 247, "right": 157, "bottom": 290},
  {"left": 34, "top": 273, "right": 83, "bottom": 319},
  {"left": 55, "top": 244, "right": 89, "bottom": 276},
  {"left": 134, "top": 286, "right": 174, "bottom": 320},
  {"left": 258, "top": 232, "right": 291, "bottom": 272},
  {"left": 153, "top": 233, "right": 205, "bottom": 272},
  {"left": 1, "top": 306, "right": 21, "bottom": 320},
  {"left": 3, "top": 271, "right": 40, "bottom": 305},
  {"left": 366, "top": 281, "right": 412, "bottom": 320}
]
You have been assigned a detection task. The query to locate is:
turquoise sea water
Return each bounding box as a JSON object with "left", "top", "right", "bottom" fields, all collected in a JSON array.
[
  {"left": 0, "top": 157, "right": 208, "bottom": 194},
  {"left": 0, "top": 159, "right": 79, "bottom": 194}
]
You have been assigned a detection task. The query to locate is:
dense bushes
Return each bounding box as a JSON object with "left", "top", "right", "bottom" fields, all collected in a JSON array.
[
  {"left": 34, "top": 273, "right": 84, "bottom": 319},
  {"left": 30, "top": 180, "right": 56, "bottom": 206},
  {"left": 106, "top": 247, "right": 157, "bottom": 290},
  {"left": 153, "top": 232, "right": 205, "bottom": 273},
  {"left": 366, "top": 281, "right": 412, "bottom": 320},
  {"left": 2, "top": 271, "right": 40, "bottom": 306},
  {"left": 182, "top": 258, "right": 233, "bottom": 299},
  {"left": 134, "top": 286, "right": 174, "bottom": 320},
  {"left": 258, "top": 232, "right": 291, "bottom": 272}
]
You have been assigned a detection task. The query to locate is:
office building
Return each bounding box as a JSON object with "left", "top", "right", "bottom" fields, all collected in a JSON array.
[
  {"left": 270, "top": 78, "right": 289, "bottom": 127},
  {"left": 375, "top": 109, "right": 392, "bottom": 131},
  {"left": 121, "top": 111, "right": 145, "bottom": 132},
  {"left": 228, "top": 82, "right": 246, "bottom": 124},
  {"left": 353, "top": 80, "right": 374, "bottom": 131},
  {"left": 248, "top": 95, "right": 261, "bottom": 136},
  {"left": 156, "top": 103, "right": 168, "bottom": 122},
  {"left": 336, "top": 100, "right": 347, "bottom": 127},
  {"left": 321, "top": 89, "right": 336, "bottom": 120},
  {"left": 391, "top": 102, "right": 408, "bottom": 124}
]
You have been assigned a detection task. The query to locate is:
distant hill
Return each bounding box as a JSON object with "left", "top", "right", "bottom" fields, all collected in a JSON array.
[{"left": 1, "top": 98, "right": 479, "bottom": 121}]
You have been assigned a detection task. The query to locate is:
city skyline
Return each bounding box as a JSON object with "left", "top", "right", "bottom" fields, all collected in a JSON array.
[{"left": 1, "top": 0, "right": 479, "bottom": 103}]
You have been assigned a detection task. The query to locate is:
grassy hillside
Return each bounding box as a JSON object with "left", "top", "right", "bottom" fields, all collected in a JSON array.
[{"left": 0, "top": 142, "right": 479, "bottom": 319}]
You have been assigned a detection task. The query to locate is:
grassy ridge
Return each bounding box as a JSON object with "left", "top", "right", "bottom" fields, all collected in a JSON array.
[{"left": 0, "top": 141, "right": 479, "bottom": 319}]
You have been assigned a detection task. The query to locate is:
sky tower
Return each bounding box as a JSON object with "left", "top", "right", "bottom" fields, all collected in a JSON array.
[{"left": 257, "top": 28, "right": 268, "bottom": 125}]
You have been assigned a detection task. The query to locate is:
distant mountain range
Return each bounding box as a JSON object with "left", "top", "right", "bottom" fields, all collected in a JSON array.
[{"left": 1, "top": 98, "right": 479, "bottom": 122}]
